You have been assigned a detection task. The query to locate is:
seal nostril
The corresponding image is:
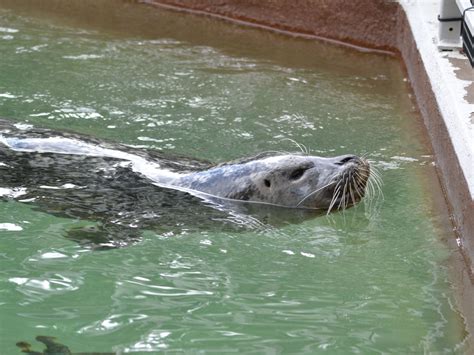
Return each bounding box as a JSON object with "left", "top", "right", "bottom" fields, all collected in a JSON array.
[
  {"left": 264, "top": 179, "right": 271, "bottom": 188},
  {"left": 336, "top": 156, "right": 357, "bottom": 165}
]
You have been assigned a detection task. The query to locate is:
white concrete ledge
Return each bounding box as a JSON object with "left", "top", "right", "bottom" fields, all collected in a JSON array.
[{"left": 401, "top": 0, "right": 474, "bottom": 198}]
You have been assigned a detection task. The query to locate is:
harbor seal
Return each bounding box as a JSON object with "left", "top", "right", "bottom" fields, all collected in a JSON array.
[{"left": 0, "top": 119, "right": 371, "bottom": 248}]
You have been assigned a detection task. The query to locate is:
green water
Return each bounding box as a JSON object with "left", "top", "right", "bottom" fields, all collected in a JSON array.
[{"left": 0, "top": 0, "right": 468, "bottom": 353}]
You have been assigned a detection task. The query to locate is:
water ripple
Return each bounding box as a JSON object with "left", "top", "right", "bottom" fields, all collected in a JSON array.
[
  {"left": 9, "top": 272, "right": 83, "bottom": 301},
  {"left": 125, "top": 279, "right": 214, "bottom": 297},
  {"left": 78, "top": 313, "right": 149, "bottom": 334}
]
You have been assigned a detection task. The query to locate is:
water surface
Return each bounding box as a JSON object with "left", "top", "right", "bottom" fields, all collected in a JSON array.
[{"left": 0, "top": 0, "right": 468, "bottom": 353}]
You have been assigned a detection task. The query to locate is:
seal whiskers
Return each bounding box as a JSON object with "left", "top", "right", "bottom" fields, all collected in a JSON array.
[
  {"left": 281, "top": 138, "right": 310, "bottom": 155},
  {"left": 295, "top": 180, "right": 337, "bottom": 208},
  {"left": 327, "top": 181, "right": 343, "bottom": 215},
  {"left": 353, "top": 161, "right": 383, "bottom": 216}
]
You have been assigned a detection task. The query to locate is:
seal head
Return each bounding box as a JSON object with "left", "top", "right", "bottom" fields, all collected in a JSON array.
[{"left": 174, "top": 153, "right": 370, "bottom": 211}]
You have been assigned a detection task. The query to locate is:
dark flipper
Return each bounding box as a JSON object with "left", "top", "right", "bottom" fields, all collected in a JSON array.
[
  {"left": 36, "top": 336, "right": 72, "bottom": 355},
  {"left": 16, "top": 336, "right": 71, "bottom": 354},
  {"left": 16, "top": 341, "right": 42, "bottom": 355},
  {"left": 16, "top": 335, "right": 117, "bottom": 354}
]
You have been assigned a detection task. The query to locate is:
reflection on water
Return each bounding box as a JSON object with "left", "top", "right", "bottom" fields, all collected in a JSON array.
[{"left": 0, "top": 0, "right": 468, "bottom": 353}]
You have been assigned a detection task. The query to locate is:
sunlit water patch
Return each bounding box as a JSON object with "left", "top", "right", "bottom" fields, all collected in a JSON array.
[{"left": 0, "top": 0, "right": 468, "bottom": 353}]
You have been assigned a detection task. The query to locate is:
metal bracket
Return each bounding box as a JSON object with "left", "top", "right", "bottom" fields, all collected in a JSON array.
[{"left": 438, "top": 0, "right": 463, "bottom": 50}]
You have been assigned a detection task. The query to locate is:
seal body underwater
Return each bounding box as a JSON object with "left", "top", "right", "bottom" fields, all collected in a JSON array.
[{"left": 0, "top": 119, "right": 371, "bottom": 248}]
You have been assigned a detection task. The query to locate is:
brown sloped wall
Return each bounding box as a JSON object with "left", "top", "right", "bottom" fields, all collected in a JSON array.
[
  {"left": 141, "top": 0, "right": 400, "bottom": 52},
  {"left": 395, "top": 7, "right": 474, "bottom": 280}
]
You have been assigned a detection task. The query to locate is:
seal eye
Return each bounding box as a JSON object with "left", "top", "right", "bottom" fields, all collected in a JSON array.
[
  {"left": 289, "top": 168, "right": 306, "bottom": 180},
  {"left": 264, "top": 179, "right": 271, "bottom": 188}
]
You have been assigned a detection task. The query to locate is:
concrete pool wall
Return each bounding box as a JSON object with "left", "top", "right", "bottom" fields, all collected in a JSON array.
[{"left": 139, "top": 0, "right": 474, "bottom": 334}]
